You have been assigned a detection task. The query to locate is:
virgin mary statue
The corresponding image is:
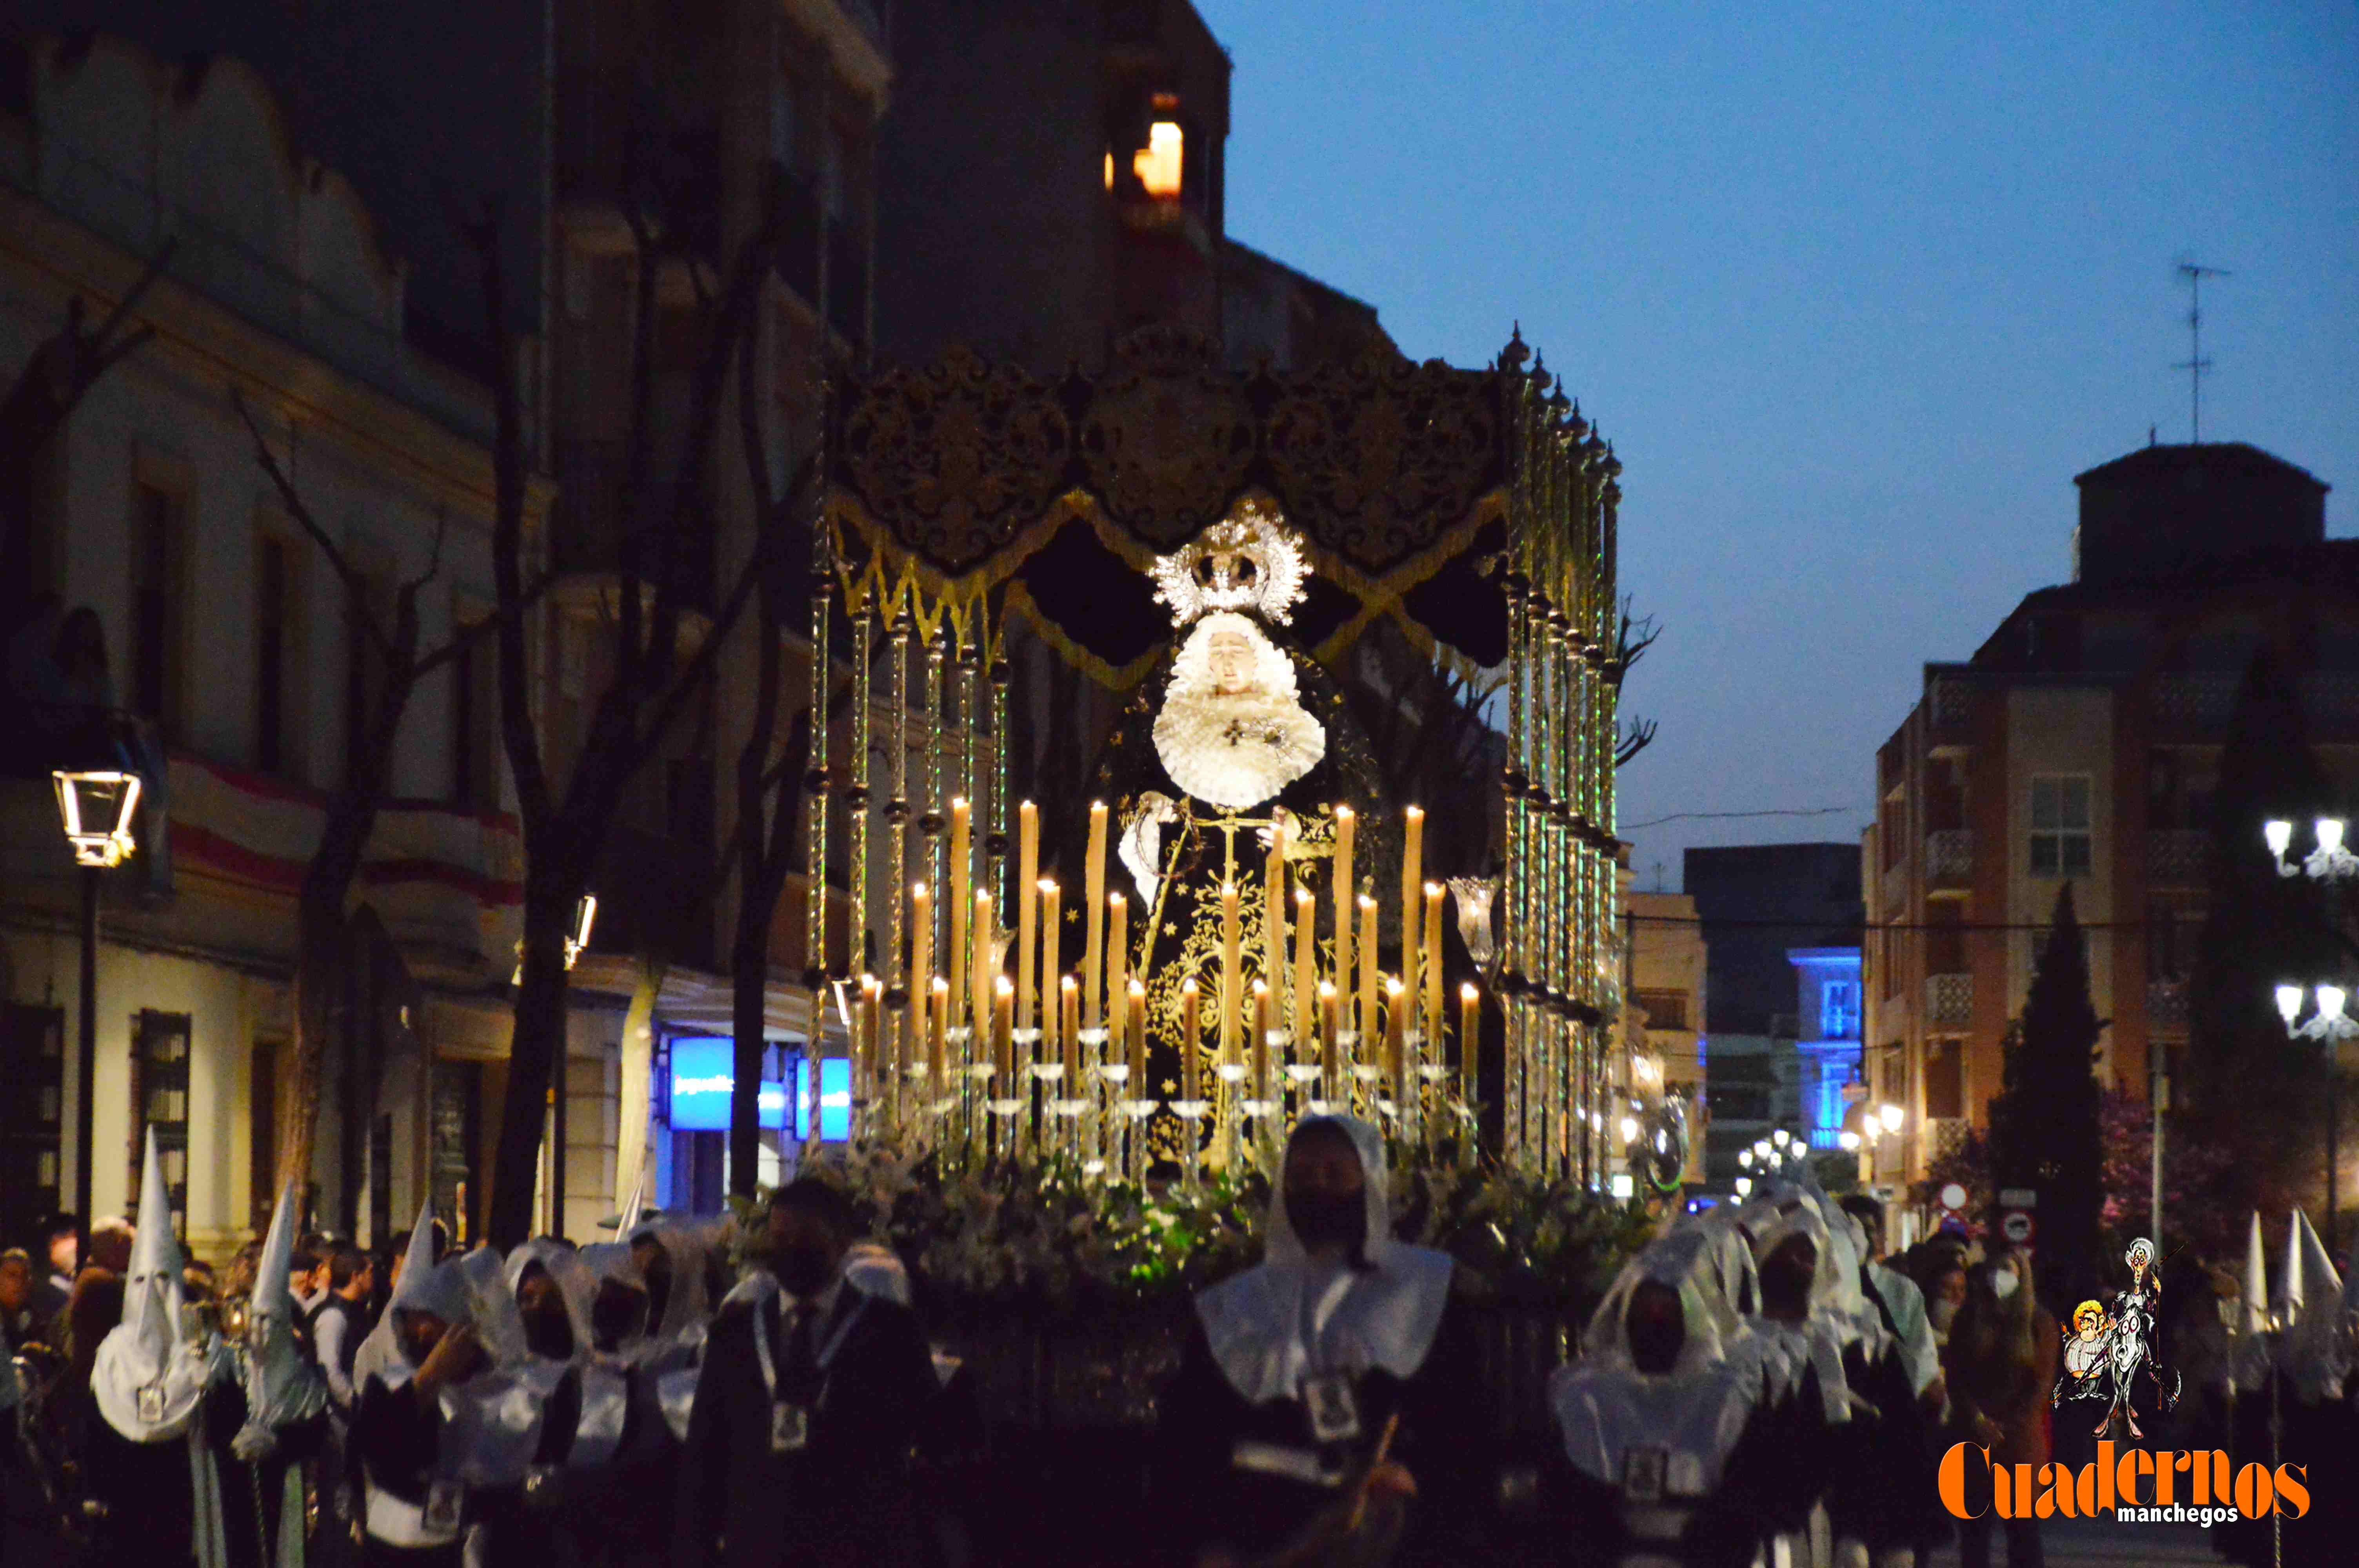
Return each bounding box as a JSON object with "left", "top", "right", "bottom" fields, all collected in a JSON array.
[{"left": 1090, "top": 497, "right": 1392, "bottom": 1156}]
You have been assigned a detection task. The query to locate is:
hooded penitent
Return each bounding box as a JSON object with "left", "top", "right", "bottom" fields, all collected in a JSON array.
[
  {"left": 353, "top": 1205, "right": 446, "bottom": 1395},
  {"left": 507, "top": 1239, "right": 629, "bottom": 1468},
  {"left": 1192, "top": 1114, "right": 1454, "bottom": 1405},
  {"left": 1744, "top": 1190, "right": 1864, "bottom": 1423},
  {"left": 93, "top": 1129, "right": 214, "bottom": 1442},
  {"left": 232, "top": 1182, "right": 329, "bottom": 1458},
  {"left": 1553, "top": 1232, "right": 1766, "bottom": 1499},
  {"left": 2274, "top": 1209, "right": 2348, "bottom": 1403}
]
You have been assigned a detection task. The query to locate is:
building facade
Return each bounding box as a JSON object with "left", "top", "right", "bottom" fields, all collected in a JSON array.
[
  {"left": 1624, "top": 886, "right": 1707, "bottom": 1189},
  {"left": 1863, "top": 441, "right": 2355, "bottom": 1198}
]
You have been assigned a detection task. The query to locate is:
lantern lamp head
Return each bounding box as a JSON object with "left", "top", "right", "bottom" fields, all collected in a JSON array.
[
  {"left": 1878, "top": 1102, "right": 1904, "bottom": 1133},
  {"left": 1738, "top": 1147, "right": 1753, "bottom": 1169},
  {"left": 564, "top": 893, "right": 598, "bottom": 969},
  {"left": 1618, "top": 1116, "right": 1639, "bottom": 1144},
  {"left": 1733, "top": 1176, "right": 1752, "bottom": 1197},
  {"left": 2276, "top": 984, "right": 2308, "bottom": 1026},
  {"left": 1447, "top": 876, "right": 1499, "bottom": 969},
  {"left": 2317, "top": 818, "right": 2347, "bottom": 856},
  {"left": 2264, "top": 819, "right": 2295, "bottom": 858},
  {"left": 2319, "top": 985, "right": 2348, "bottom": 1021},
  {"left": 1839, "top": 1130, "right": 1862, "bottom": 1152},
  {"left": 53, "top": 770, "right": 141, "bottom": 869},
  {"left": 1772, "top": 1127, "right": 1790, "bottom": 1148}
]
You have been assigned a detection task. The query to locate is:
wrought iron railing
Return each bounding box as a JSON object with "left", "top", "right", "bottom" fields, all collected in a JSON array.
[
  {"left": 1927, "top": 972, "right": 1972, "bottom": 1029},
  {"left": 1925, "top": 828, "right": 1973, "bottom": 886},
  {"left": 2146, "top": 829, "right": 2210, "bottom": 891}
]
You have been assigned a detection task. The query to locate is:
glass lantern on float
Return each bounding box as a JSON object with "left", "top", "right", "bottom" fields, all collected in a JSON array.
[
  {"left": 2265, "top": 817, "right": 2357, "bottom": 883},
  {"left": 1447, "top": 875, "right": 1498, "bottom": 971},
  {"left": 53, "top": 770, "right": 142, "bottom": 868}
]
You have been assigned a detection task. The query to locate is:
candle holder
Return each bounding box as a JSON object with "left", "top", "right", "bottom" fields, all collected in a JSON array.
[
  {"left": 1119, "top": 1097, "right": 1156, "bottom": 1186},
  {"left": 964, "top": 1062, "right": 996, "bottom": 1163},
  {"left": 1215, "top": 1062, "right": 1248, "bottom": 1172},
  {"left": 1170, "top": 1099, "right": 1211, "bottom": 1192},
  {"left": 987, "top": 1096, "right": 1027, "bottom": 1163}
]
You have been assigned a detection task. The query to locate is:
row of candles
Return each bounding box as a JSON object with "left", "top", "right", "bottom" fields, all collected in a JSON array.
[{"left": 840, "top": 795, "right": 1480, "bottom": 1151}]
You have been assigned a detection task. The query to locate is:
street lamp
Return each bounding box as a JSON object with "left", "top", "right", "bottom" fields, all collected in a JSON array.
[
  {"left": 514, "top": 892, "right": 599, "bottom": 984},
  {"left": 1838, "top": 1129, "right": 1862, "bottom": 1152},
  {"left": 2276, "top": 984, "right": 2357, "bottom": 1044},
  {"left": 53, "top": 769, "right": 142, "bottom": 1222},
  {"left": 2264, "top": 817, "right": 2357, "bottom": 882},
  {"left": 1619, "top": 1115, "right": 1639, "bottom": 1145},
  {"left": 1879, "top": 1102, "right": 1905, "bottom": 1134},
  {"left": 1733, "top": 1176, "right": 1752, "bottom": 1197}
]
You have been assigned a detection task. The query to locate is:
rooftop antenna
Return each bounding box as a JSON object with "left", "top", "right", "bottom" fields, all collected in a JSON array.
[{"left": 2174, "top": 260, "right": 2230, "bottom": 443}]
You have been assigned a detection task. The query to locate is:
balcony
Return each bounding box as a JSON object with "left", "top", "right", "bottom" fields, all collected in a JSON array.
[
  {"left": 1927, "top": 1116, "right": 1970, "bottom": 1162},
  {"left": 1925, "top": 829, "right": 1972, "bottom": 892},
  {"left": 2147, "top": 829, "right": 2210, "bottom": 891},
  {"left": 1880, "top": 858, "right": 1908, "bottom": 913},
  {"left": 2150, "top": 673, "right": 2239, "bottom": 737},
  {"left": 1927, "top": 972, "right": 1972, "bottom": 1029},
  {"left": 1926, "top": 670, "right": 1974, "bottom": 750},
  {"left": 2147, "top": 977, "right": 2190, "bottom": 1036}
]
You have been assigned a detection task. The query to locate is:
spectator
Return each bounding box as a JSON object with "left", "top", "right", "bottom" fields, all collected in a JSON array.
[
  {"left": 86, "top": 1218, "right": 132, "bottom": 1277},
  {"left": 1941, "top": 1248, "right": 2055, "bottom": 1568},
  {"left": 313, "top": 1249, "right": 374, "bottom": 1410},
  {"left": 0, "top": 1248, "right": 49, "bottom": 1352}
]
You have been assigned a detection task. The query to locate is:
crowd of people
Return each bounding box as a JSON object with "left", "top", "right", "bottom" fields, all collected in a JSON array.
[{"left": 5, "top": 1119, "right": 2356, "bottom": 1568}]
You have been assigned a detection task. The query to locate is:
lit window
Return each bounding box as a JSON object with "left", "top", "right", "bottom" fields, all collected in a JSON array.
[
  {"left": 1820, "top": 980, "right": 1861, "bottom": 1040},
  {"left": 1134, "top": 121, "right": 1183, "bottom": 200},
  {"left": 2028, "top": 775, "right": 2092, "bottom": 878},
  {"left": 1104, "top": 149, "right": 1114, "bottom": 191}
]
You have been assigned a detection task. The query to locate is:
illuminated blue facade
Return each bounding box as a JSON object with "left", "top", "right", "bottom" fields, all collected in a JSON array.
[{"left": 1789, "top": 946, "right": 1864, "bottom": 1149}]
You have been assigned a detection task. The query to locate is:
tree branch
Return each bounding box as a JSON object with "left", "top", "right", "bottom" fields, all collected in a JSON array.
[{"left": 233, "top": 390, "right": 400, "bottom": 661}]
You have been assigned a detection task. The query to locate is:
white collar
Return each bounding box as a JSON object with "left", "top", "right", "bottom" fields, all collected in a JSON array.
[{"left": 1194, "top": 1247, "right": 1454, "bottom": 1404}]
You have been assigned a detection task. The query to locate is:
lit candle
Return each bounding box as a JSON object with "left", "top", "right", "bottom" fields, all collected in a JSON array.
[
  {"left": 1219, "top": 882, "right": 1242, "bottom": 1063},
  {"left": 1293, "top": 886, "right": 1316, "bottom": 1047},
  {"left": 948, "top": 798, "right": 970, "bottom": 1029},
  {"left": 1107, "top": 893, "right": 1129, "bottom": 1060},
  {"left": 860, "top": 974, "right": 882, "bottom": 1087},
  {"left": 909, "top": 882, "right": 932, "bottom": 1058},
  {"left": 1400, "top": 806, "right": 1423, "bottom": 1027},
  {"left": 1263, "top": 816, "right": 1287, "bottom": 1039},
  {"left": 1357, "top": 894, "right": 1379, "bottom": 1046},
  {"left": 1422, "top": 880, "right": 1444, "bottom": 1049},
  {"left": 1017, "top": 802, "right": 1039, "bottom": 1033},
  {"left": 1319, "top": 980, "right": 1339, "bottom": 1069},
  {"left": 994, "top": 975, "right": 1014, "bottom": 1080},
  {"left": 1128, "top": 978, "right": 1147, "bottom": 1088},
  {"left": 1385, "top": 975, "right": 1406, "bottom": 1091},
  {"left": 1459, "top": 981, "right": 1480, "bottom": 1095},
  {"left": 1061, "top": 975, "right": 1080, "bottom": 1079},
  {"left": 1332, "top": 805, "right": 1355, "bottom": 1017},
  {"left": 1182, "top": 976, "right": 1202, "bottom": 1100},
  {"left": 1085, "top": 801, "right": 1108, "bottom": 1030},
  {"left": 1252, "top": 979, "right": 1271, "bottom": 1097},
  {"left": 972, "top": 890, "right": 994, "bottom": 1038},
  {"left": 1039, "top": 878, "right": 1061, "bottom": 1071},
  {"left": 931, "top": 976, "right": 950, "bottom": 1081}
]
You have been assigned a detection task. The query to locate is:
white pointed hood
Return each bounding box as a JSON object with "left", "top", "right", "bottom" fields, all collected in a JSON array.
[
  {"left": 2232, "top": 1210, "right": 2273, "bottom": 1393},
  {"left": 354, "top": 1204, "right": 447, "bottom": 1392},
  {"left": 236, "top": 1182, "right": 328, "bottom": 1442},
  {"left": 625, "top": 1216, "right": 715, "bottom": 1348},
  {"left": 93, "top": 1131, "right": 211, "bottom": 1441},
  {"left": 1193, "top": 1114, "right": 1454, "bottom": 1403},
  {"left": 2276, "top": 1210, "right": 2348, "bottom": 1403}
]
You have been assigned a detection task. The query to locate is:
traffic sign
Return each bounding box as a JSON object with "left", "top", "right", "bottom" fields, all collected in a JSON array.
[
  {"left": 1939, "top": 1182, "right": 1968, "bottom": 1212},
  {"left": 1998, "top": 1187, "right": 2038, "bottom": 1209},
  {"left": 2001, "top": 1211, "right": 2034, "bottom": 1245}
]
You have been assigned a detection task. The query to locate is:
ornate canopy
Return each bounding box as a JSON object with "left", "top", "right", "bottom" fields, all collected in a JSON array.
[{"left": 822, "top": 325, "right": 1617, "bottom": 679}]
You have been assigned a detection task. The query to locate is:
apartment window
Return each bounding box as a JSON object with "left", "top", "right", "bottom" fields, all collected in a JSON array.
[
  {"left": 130, "top": 483, "right": 186, "bottom": 738},
  {"left": 255, "top": 535, "right": 299, "bottom": 775},
  {"left": 2029, "top": 775, "right": 2092, "bottom": 877},
  {"left": 1924, "top": 1038, "right": 1963, "bottom": 1120},
  {"left": 1820, "top": 980, "right": 1862, "bottom": 1040},
  {"left": 128, "top": 1011, "right": 192, "bottom": 1234},
  {"left": 1633, "top": 989, "right": 1688, "bottom": 1032}
]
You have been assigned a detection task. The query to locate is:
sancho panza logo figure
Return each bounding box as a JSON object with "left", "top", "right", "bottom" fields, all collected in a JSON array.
[{"left": 2054, "top": 1236, "right": 2179, "bottom": 1439}]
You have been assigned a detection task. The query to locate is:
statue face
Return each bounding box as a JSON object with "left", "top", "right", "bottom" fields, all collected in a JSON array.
[{"left": 1206, "top": 630, "right": 1258, "bottom": 695}]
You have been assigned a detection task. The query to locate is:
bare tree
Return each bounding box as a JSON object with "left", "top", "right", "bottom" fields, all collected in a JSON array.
[
  {"left": 1608, "top": 595, "right": 1659, "bottom": 769},
  {"left": 1, "top": 245, "right": 172, "bottom": 597},
  {"left": 232, "top": 399, "right": 551, "bottom": 1215},
  {"left": 473, "top": 193, "right": 781, "bottom": 1246}
]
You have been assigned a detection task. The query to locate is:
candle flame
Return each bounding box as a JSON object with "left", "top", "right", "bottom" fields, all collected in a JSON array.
[
  {"left": 950, "top": 795, "right": 968, "bottom": 809},
  {"left": 1061, "top": 975, "right": 1077, "bottom": 993},
  {"left": 1038, "top": 877, "right": 1057, "bottom": 893},
  {"left": 995, "top": 976, "right": 1014, "bottom": 997},
  {"left": 1461, "top": 981, "right": 1478, "bottom": 1000},
  {"left": 1405, "top": 805, "right": 1423, "bottom": 822},
  {"left": 1319, "top": 980, "right": 1336, "bottom": 998},
  {"left": 1335, "top": 804, "right": 1354, "bottom": 822},
  {"left": 1386, "top": 976, "right": 1404, "bottom": 996},
  {"left": 1129, "top": 979, "right": 1146, "bottom": 997},
  {"left": 1181, "top": 975, "right": 1199, "bottom": 994}
]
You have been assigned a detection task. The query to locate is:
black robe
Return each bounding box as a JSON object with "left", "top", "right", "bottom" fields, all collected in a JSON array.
[
  {"left": 348, "top": 1376, "right": 460, "bottom": 1568},
  {"left": 670, "top": 1288, "right": 939, "bottom": 1568},
  {"left": 203, "top": 1377, "right": 327, "bottom": 1568},
  {"left": 1151, "top": 1288, "right": 1483, "bottom": 1566}
]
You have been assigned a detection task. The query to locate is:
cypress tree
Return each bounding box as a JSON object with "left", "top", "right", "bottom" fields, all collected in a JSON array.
[
  {"left": 1989, "top": 883, "right": 2106, "bottom": 1305},
  {"left": 2186, "top": 647, "right": 2338, "bottom": 1212}
]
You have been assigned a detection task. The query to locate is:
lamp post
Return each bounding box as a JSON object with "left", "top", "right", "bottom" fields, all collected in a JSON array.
[
  {"left": 2276, "top": 984, "right": 2354, "bottom": 1235},
  {"left": 52, "top": 770, "right": 142, "bottom": 1222},
  {"left": 2264, "top": 817, "right": 2358, "bottom": 883}
]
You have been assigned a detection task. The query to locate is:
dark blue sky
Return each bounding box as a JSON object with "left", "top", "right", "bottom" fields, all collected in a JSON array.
[{"left": 1197, "top": 1, "right": 2359, "bottom": 891}]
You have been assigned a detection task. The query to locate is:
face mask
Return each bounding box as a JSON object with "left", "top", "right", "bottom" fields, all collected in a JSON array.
[
  {"left": 776, "top": 1243, "right": 835, "bottom": 1299},
  {"left": 1284, "top": 1189, "right": 1366, "bottom": 1256},
  {"left": 1929, "top": 1299, "right": 1960, "bottom": 1333},
  {"left": 523, "top": 1303, "right": 574, "bottom": 1361},
  {"left": 1991, "top": 1267, "right": 2019, "bottom": 1300}
]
